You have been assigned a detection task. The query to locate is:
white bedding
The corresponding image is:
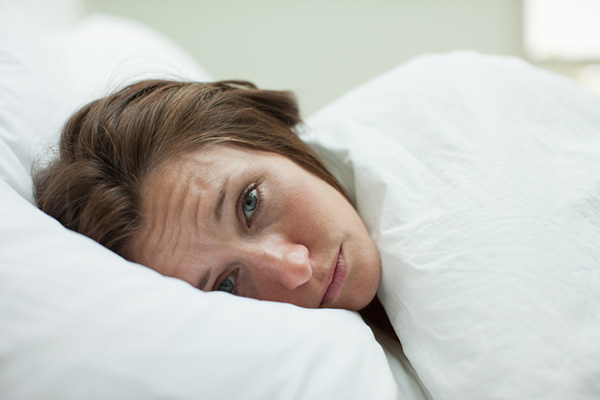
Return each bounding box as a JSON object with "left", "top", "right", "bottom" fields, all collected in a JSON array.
[
  {"left": 0, "top": 4, "right": 402, "bottom": 399},
  {"left": 3, "top": 1, "right": 600, "bottom": 399},
  {"left": 306, "top": 51, "right": 600, "bottom": 399}
]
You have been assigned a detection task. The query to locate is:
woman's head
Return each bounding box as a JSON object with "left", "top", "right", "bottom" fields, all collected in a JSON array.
[{"left": 34, "top": 79, "right": 380, "bottom": 310}]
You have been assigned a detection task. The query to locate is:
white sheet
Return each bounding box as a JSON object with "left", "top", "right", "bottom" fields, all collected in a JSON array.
[{"left": 305, "top": 51, "right": 600, "bottom": 399}]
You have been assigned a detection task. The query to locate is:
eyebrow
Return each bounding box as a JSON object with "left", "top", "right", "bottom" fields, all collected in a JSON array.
[
  {"left": 198, "top": 270, "right": 211, "bottom": 291},
  {"left": 213, "top": 177, "right": 228, "bottom": 224}
]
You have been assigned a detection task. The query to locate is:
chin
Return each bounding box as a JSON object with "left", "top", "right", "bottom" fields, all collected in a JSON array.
[
  {"left": 357, "top": 289, "right": 379, "bottom": 311},
  {"left": 356, "top": 263, "right": 382, "bottom": 310},
  {"left": 338, "top": 246, "right": 381, "bottom": 310},
  {"left": 342, "top": 279, "right": 380, "bottom": 311}
]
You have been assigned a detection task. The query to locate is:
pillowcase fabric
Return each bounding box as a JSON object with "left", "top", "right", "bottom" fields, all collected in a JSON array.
[{"left": 0, "top": 3, "right": 400, "bottom": 399}]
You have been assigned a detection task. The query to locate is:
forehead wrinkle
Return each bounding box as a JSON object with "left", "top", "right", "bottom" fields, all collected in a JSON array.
[
  {"left": 193, "top": 181, "right": 203, "bottom": 238},
  {"left": 131, "top": 175, "right": 168, "bottom": 264},
  {"left": 213, "top": 177, "right": 228, "bottom": 224},
  {"left": 174, "top": 154, "right": 217, "bottom": 232},
  {"left": 135, "top": 161, "right": 193, "bottom": 275},
  {"left": 137, "top": 151, "right": 228, "bottom": 285}
]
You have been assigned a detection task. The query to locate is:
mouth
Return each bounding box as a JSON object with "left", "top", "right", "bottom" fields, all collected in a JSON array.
[{"left": 319, "top": 246, "right": 347, "bottom": 308}]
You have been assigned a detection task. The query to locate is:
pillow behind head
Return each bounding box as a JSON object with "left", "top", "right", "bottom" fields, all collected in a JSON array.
[
  {"left": 0, "top": 2, "right": 213, "bottom": 202},
  {"left": 0, "top": 4, "right": 401, "bottom": 399}
]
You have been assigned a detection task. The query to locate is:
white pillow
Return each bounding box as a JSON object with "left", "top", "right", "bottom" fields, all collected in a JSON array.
[
  {"left": 0, "top": 4, "right": 399, "bottom": 399},
  {"left": 0, "top": 179, "right": 397, "bottom": 400},
  {"left": 0, "top": 3, "right": 213, "bottom": 202},
  {"left": 46, "top": 12, "right": 214, "bottom": 104},
  {"left": 305, "top": 52, "right": 600, "bottom": 399}
]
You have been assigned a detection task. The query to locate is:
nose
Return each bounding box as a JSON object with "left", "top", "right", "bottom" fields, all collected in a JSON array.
[{"left": 242, "top": 239, "right": 312, "bottom": 290}]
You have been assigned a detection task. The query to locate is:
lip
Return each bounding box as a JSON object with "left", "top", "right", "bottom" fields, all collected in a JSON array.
[{"left": 319, "top": 246, "right": 347, "bottom": 308}]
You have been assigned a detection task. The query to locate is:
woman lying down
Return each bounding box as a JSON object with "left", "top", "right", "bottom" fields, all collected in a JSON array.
[{"left": 34, "top": 80, "right": 395, "bottom": 335}]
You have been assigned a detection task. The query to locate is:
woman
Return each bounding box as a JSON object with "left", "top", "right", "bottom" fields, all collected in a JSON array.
[{"left": 34, "top": 79, "right": 382, "bottom": 312}]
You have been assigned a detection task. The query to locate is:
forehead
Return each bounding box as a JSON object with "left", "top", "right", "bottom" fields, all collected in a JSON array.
[
  {"left": 144, "top": 146, "right": 237, "bottom": 194},
  {"left": 138, "top": 145, "right": 294, "bottom": 220},
  {"left": 146, "top": 145, "right": 287, "bottom": 185},
  {"left": 127, "top": 147, "right": 229, "bottom": 269},
  {"left": 127, "top": 145, "right": 290, "bottom": 263}
]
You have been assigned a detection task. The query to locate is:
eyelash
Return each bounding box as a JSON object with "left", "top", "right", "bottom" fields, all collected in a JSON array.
[
  {"left": 239, "top": 182, "right": 263, "bottom": 227},
  {"left": 214, "top": 182, "right": 262, "bottom": 295},
  {"left": 215, "top": 270, "right": 239, "bottom": 295}
]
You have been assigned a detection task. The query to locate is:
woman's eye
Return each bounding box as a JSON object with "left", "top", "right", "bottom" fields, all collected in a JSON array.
[
  {"left": 217, "top": 274, "right": 235, "bottom": 294},
  {"left": 242, "top": 188, "right": 258, "bottom": 221}
]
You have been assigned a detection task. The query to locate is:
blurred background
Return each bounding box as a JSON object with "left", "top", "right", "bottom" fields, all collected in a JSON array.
[{"left": 12, "top": 0, "right": 600, "bottom": 115}]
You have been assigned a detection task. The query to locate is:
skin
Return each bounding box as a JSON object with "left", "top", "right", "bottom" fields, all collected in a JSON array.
[{"left": 127, "top": 145, "right": 381, "bottom": 310}]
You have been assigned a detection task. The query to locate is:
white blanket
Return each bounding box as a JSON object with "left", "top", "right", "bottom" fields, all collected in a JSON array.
[{"left": 305, "top": 51, "right": 600, "bottom": 400}]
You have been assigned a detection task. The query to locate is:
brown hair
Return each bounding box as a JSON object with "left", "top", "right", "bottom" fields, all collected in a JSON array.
[{"left": 33, "top": 79, "right": 347, "bottom": 258}]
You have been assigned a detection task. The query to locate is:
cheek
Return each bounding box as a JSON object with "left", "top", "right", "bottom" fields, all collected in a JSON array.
[
  {"left": 252, "top": 283, "right": 316, "bottom": 307},
  {"left": 282, "top": 191, "right": 333, "bottom": 245},
  {"left": 289, "top": 177, "right": 340, "bottom": 218},
  {"left": 278, "top": 182, "right": 319, "bottom": 224},
  {"left": 277, "top": 170, "right": 350, "bottom": 247}
]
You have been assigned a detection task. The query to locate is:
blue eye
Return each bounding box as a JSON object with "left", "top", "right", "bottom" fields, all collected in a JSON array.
[
  {"left": 242, "top": 188, "right": 258, "bottom": 221},
  {"left": 217, "top": 274, "right": 235, "bottom": 294}
]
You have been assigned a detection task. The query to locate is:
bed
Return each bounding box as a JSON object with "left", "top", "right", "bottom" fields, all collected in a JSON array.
[{"left": 1, "top": 2, "right": 599, "bottom": 399}]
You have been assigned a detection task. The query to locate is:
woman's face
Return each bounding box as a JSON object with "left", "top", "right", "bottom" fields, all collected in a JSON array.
[{"left": 128, "top": 145, "right": 380, "bottom": 310}]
